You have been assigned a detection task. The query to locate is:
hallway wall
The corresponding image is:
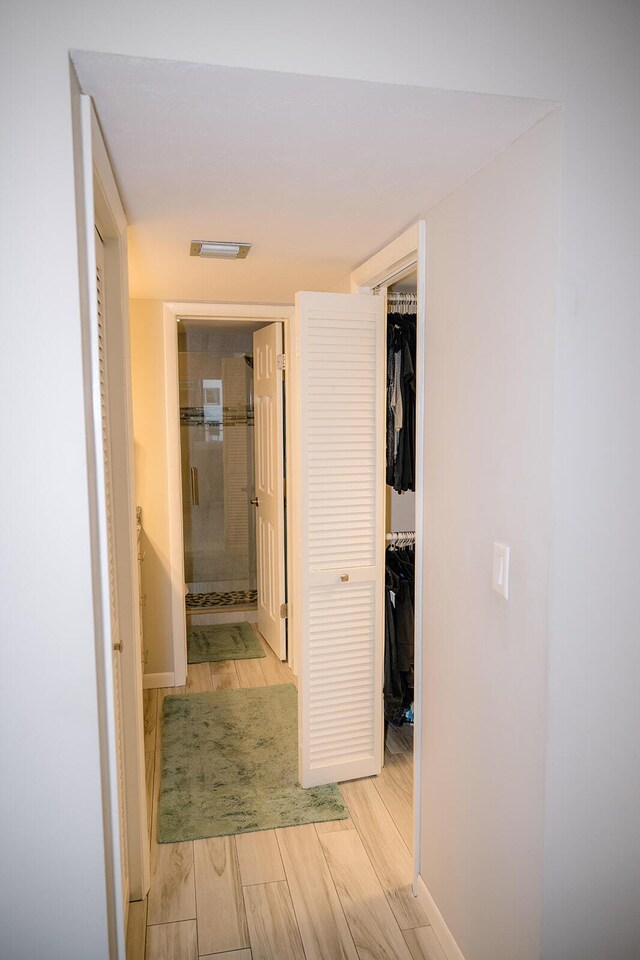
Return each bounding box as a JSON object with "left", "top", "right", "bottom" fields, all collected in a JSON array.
[
  {"left": 2, "top": 3, "right": 638, "bottom": 959},
  {"left": 130, "top": 300, "right": 175, "bottom": 677},
  {"left": 422, "top": 109, "right": 561, "bottom": 960}
]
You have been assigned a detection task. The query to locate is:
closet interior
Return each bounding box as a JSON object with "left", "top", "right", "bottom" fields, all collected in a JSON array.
[{"left": 384, "top": 272, "right": 417, "bottom": 759}]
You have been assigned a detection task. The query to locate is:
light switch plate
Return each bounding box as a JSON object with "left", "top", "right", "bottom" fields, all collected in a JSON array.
[{"left": 493, "top": 542, "right": 510, "bottom": 599}]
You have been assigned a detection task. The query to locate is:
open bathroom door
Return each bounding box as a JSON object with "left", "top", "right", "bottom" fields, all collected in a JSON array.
[
  {"left": 291, "top": 291, "right": 386, "bottom": 788},
  {"left": 253, "top": 322, "right": 287, "bottom": 659}
]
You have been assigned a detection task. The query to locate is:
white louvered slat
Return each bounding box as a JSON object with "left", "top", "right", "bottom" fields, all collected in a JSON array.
[{"left": 296, "top": 291, "right": 385, "bottom": 788}]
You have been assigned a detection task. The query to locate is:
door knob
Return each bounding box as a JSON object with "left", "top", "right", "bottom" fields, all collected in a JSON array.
[
  {"left": 341, "top": 574, "right": 349, "bottom": 582},
  {"left": 251, "top": 497, "right": 260, "bottom": 507}
]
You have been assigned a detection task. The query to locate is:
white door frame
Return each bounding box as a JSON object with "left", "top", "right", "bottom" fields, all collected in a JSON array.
[
  {"left": 76, "top": 93, "right": 150, "bottom": 955},
  {"left": 350, "top": 221, "right": 427, "bottom": 892},
  {"left": 161, "top": 302, "right": 294, "bottom": 682}
]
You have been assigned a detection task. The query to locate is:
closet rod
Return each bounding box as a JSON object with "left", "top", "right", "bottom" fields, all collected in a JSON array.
[{"left": 373, "top": 262, "right": 419, "bottom": 292}]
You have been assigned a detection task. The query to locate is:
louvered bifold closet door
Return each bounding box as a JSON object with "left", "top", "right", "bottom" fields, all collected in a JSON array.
[{"left": 296, "top": 291, "right": 385, "bottom": 788}]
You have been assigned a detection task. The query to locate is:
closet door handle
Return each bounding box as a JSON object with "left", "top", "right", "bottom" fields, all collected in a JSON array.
[
  {"left": 190, "top": 467, "right": 199, "bottom": 506},
  {"left": 341, "top": 574, "right": 350, "bottom": 582}
]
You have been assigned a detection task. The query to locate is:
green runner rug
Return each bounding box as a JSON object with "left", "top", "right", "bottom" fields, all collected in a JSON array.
[
  {"left": 187, "top": 621, "right": 265, "bottom": 663},
  {"left": 158, "top": 683, "right": 348, "bottom": 842}
]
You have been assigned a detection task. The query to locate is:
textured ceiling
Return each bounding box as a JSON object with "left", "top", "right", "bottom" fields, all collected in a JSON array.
[{"left": 72, "top": 52, "right": 555, "bottom": 303}]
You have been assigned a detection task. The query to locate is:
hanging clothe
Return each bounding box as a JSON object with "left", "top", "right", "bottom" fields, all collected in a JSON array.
[
  {"left": 384, "top": 541, "right": 415, "bottom": 726},
  {"left": 386, "top": 313, "right": 416, "bottom": 493}
]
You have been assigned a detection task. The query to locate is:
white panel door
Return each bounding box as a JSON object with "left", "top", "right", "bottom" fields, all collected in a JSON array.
[
  {"left": 294, "top": 291, "right": 385, "bottom": 788},
  {"left": 253, "top": 323, "right": 287, "bottom": 658},
  {"left": 96, "top": 229, "right": 130, "bottom": 911}
]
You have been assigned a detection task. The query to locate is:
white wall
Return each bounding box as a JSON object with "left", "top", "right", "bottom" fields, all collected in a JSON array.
[
  {"left": 422, "top": 109, "right": 561, "bottom": 960},
  {"left": 1, "top": 2, "right": 639, "bottom": 958},
  {"left": 0, "top": 63, "right": 112, "bottom": 959},
  {"left": 129, "top": 300, "right": 176, "bottom": 676}
]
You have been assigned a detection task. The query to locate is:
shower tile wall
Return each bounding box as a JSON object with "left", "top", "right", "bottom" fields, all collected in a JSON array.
[{"left": 179, "top": 324, "right": 257, "bottom": 595}]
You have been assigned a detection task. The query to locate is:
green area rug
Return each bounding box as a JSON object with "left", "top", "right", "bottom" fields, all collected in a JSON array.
[
  {"left": 158, "top": 683, "right": 348, "bottom": 842},
  {"left": 187, "top": 621, "right": 265, "bottom": 663}
]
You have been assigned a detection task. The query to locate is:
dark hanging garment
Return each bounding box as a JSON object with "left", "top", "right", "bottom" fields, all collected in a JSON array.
[
  {"left": 386, "top": 323, "right": 397, "bottom": 485},
  {"left": 394, "top": 317, "right": 416, "bottom": 493},
  {"left": 384, "top": 567, "right": 404, "bottom": 725},
  {"left": 386, "top": 312, "right": 416, "bottom": 493},
  {"left": 383, "top": 542, "right": 415, "bottom": 726}
]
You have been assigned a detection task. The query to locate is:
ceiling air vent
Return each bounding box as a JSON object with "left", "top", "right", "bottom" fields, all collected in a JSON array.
[{"left": 190, "top": 240, "right": 252, "bottom": 259}]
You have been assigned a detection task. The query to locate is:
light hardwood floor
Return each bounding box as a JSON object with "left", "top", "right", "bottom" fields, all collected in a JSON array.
[{"left": 128, "top": 627, "right": 442, "bottom": 960}]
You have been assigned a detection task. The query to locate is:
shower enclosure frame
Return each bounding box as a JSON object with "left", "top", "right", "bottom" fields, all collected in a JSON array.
[
  {"left": 161, "top": 301, "right": 294, "bottom": 685},
  {"left": 179, "top": 326, "right": 257, "bottom": 597}
]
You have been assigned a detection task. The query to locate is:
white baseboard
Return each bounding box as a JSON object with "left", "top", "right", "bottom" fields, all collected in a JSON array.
[
  {"left": 143, "top": 671, "right": 175, "bottom": 690},
  {"left": 416, "top": 875, "right": 466, "bottom": 960}
]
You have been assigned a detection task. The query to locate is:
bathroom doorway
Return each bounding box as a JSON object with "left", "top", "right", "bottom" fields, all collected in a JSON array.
[{"left": 178, "top": 319, "right": 264, "bottom": 614}]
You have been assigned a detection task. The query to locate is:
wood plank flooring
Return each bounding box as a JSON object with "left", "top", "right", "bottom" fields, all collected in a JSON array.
[
  {"left": 131, "top": 625, "right": 443, "bottom": 960},
  {"left": 276, "top": 824, "right": 359, "bottom": 960},
  {"left": 235, "top": 831, "right": 285, "bottom": 887},
  {"left": 194, "top": 837, "right": 249, "bottom": 955}
]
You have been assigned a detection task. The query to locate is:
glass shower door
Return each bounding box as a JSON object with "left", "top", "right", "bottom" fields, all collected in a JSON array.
[{"left": 179, "top": 327, "right": 257, "bottom": 599}]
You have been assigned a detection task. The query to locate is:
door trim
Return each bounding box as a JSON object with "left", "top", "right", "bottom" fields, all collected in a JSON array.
[
  {"left": 160, "top": 303, "right": 188, "bottom": 687},
  {"left": 161, "top": 302, "right": 293, "bottom": 680},
  {"left": 349, "top": 221, "right": 426, "bottom": 893}
]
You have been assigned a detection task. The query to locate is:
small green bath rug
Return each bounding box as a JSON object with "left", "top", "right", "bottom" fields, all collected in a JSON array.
[
  {"left": 187, "top": 621, "right": 265, "bottom": 663},
  {"left": 158, "top": 683, "right": 348, "bottom": 842}
]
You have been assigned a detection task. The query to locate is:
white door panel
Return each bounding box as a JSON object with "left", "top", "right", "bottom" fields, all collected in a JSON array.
[
  {"left": 96, "top": 229, "right": 129, "bottom": 912},
  {"left": 294, "top": 291, "right": 385, "bottom": 788},
  {"left": 253, "top": 323, "right": 286, "bottom": 659}
]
